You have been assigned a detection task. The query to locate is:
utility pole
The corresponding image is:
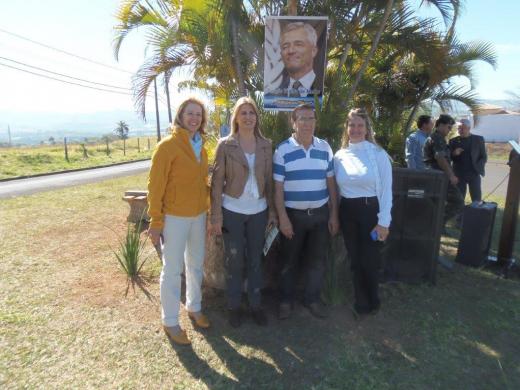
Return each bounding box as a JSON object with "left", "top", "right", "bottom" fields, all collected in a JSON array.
[{"left": 153, "top": 78, "right": 161, "bottom": 142}]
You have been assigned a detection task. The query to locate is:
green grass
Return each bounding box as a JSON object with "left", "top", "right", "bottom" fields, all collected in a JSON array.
[
  {"left": 0, "top": 135, "right": 218, "bottom": 180},
  {"left": 0, "top": 137, "right": 156, "bottom": 179},
  {"left": 1, "top": 175, "right": 519, "bottom": 388},
  {"left": 486, "top": 142, "right": 514, "bottom": 161}
]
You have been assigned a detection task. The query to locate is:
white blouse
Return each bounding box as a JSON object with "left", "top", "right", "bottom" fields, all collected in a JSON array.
[
  {"left": 334, "top": 141, "right": 393, "bottom": 227},
  {"left": 222, "top": 152, "right": 267, "bottom": 215}
]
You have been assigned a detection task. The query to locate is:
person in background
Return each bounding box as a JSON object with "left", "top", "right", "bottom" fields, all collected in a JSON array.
[
  {"left": 147, "top": 98, "right": 210, "bottom": 345},
  {"left": 210, "top": 97, "right": 277, "bottom": 328},
  {"left": 423, "top": 114, "right": 464, "bottom": 228},
  {"left": 405, "top": 115, "right": 434, "bottom": 169},
  {"left": 334, "top": 108, "right": 393, "bottom": 317},
  {"left": 273, "top": 103, "right": 339, "bottom": 320},
  {"left": 449, "top": 118, "right": 487, "bottom": 202}
]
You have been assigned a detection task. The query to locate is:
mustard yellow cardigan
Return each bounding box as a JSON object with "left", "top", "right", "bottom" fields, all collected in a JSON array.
[{"left": 147, "top": 127, "right": 209, "bottom": 229}]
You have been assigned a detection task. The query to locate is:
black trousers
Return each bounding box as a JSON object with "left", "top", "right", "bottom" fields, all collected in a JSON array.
[
  {"left": 339, "top": 197, "right": 382, "bottom": 314},
  {"left": 279, "top": 205, "right": 329, "bottom": 305},
  {"left": 456, "top": 173, "right": 482, "bottom": 202}
]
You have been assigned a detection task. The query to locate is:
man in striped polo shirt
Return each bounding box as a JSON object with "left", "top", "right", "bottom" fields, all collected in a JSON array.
[{"left": 273, "top": 103, "right": 339, "bottom": 320}]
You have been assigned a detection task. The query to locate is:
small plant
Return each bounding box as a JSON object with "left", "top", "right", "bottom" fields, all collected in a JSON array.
[{"left": 113, "top": 220, "right": 148, "bottom": 279}]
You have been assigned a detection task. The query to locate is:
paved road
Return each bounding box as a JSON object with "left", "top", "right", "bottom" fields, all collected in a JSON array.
[
  {"left": 0, "top": 160, "right": 151, "bottom": 199},
  {"left": 0, "top": 159, "right": 511, "bottom": 200},
  {"left": 481, "top": 160, "right": 510, "bottom": 199}
]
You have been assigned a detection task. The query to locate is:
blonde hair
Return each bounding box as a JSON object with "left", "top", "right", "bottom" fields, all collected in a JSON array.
[
  {"left": 173, "top": 97, "right": 207, "bottom": 134},
  {"left": 230, "top": 97, "right": 265, "bottom": 138},
  {"left": 341, "top": 108, "right": 377, "bottom": 147}
]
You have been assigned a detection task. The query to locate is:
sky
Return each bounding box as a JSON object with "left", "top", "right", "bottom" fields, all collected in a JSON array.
[{"left": 0, "top": 0, "right": 518, "bottom": 119}]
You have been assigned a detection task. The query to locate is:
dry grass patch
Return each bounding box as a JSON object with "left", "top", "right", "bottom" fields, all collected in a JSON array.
[{"left": 1, "top": 174, "right": 520, "bottom": 389}]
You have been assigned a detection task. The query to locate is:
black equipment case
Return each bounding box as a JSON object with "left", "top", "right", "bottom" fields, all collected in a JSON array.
[{"left": 455, "top": 201, "right": 497, "bottom": 267}]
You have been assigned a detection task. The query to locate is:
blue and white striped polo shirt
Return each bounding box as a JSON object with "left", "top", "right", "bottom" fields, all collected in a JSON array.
[{"left": 273, "top": 135, "right": 334, "bottom": 209}]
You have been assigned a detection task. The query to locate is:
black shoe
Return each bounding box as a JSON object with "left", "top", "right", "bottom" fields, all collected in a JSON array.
[
  {"left": 352, "top": 305, "right": 370, "bottom": 320},
  {"left": 228, "top": 308, "right": 241, "bottom": 328},
  {"left": 278, "top": 303, "right": 291, "bottom": 320},
  {"left": 251, "top": 308, "right": 268, "bottom": 326},
  {"left": 304, "top": 302, "right": 329, "bottom": 319},
  {"left": 370, "top": 303, "right": 381, "bottom": 315}
]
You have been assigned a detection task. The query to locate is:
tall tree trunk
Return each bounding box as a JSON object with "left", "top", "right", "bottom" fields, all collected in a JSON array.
[
  {"left": 336, "top": 4, "right": 361, "bottom": 73},
  {"left": 231, "top": 18, "right": 246, "bottom": 96},
  {"left": 153, "top": 78, "right": 161, "bottom": 142},
  {"left": 403, "top": 86, "right": 429, "bottom": 135},
  {"left": 164, "top": 70, "right": 173, "bottom": 124},
  {"left": 344, "top": 0, "right": 395, "bottom": 107}
]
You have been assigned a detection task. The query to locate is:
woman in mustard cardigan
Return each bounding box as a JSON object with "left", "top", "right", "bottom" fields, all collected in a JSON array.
[{"left": 147, "top": 97, "right": 210, "bottom": 345}]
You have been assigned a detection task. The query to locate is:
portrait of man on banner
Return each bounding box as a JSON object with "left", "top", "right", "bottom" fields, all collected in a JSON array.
[{"left": 264, "top": 16, "right": 328, "bottom": 111}]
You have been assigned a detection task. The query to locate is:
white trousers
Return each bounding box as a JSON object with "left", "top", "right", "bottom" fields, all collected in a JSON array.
[{"left": 160, "top": 213, "right": 206, "bottom": 327}]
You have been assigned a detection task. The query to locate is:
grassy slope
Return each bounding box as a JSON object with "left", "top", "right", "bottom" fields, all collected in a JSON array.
[
  {"left": 0, "top": 174, "right": 519, "bottom": 389},
  {"left": 0, "top": 137, "right": 156, "bottom": 179},
  {"left": 0, "top": 136, "right": 218, "bottom": 180}
]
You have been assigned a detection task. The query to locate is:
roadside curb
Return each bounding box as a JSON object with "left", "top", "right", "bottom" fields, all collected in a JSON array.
[{"left": 0, "top": 158, "right": 151, "bottom": 183}]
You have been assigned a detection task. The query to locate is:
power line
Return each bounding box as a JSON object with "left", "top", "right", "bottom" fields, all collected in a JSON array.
[
  {"left": 0, "top": 27, "right": 134, "bottom": 74},
  {"left": 0, "top": 61, "right": 169, "bottom": 104},
  {"left": 0, "top": 56, "right": 132, "bottom": 91},
  {"left": 0, "top": 62, "right": 133, "bottom": 95}
]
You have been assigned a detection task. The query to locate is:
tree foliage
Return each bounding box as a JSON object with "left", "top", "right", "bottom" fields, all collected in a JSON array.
[
  {"left": 114, "top": 120, "right": 130, "bottom": 140},
  {"left": 113, "top": 0, "right": 496, "bottom": 162}
]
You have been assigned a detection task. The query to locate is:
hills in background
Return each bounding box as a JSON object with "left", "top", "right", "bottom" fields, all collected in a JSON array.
[
  {"left": 0, "top": 110, "right": 172, "bottom": 145},
  {"left": 1, "top": 99, "right": 517, "bottom": 146}
]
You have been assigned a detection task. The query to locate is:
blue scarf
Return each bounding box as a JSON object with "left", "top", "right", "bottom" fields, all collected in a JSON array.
[{"left": 190, "top": 132, "right": 202, "bottom": 161}]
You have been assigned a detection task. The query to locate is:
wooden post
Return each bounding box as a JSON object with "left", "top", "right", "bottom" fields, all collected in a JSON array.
[
  {"left": 123, "top": 138, "right": 126, "bottom": 156},
  {"left": 286, "top": 0, "right": 297, "bottom": 126},
  {"left": 64, "top": 137, "right": 69, "bottom": 162},
  {"left": 497, "top": 141, "right": 520, "bottom": 265},
  {"left": 137, "top": 138, "right": 140, "bottom": 153},
  {"left": 288, "top": 0, "right": 297, "bottom": 15},
  {"left": 147, "top": 137, "right": 151, "bottom": 150},
  {"left": 106, "top": 138, "right": 110, "bottom": 156}
]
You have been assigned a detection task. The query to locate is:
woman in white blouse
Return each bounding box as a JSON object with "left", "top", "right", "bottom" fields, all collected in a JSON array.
[
  {"left": 210, "top": 97, "right": 277, "bottom": 328},
  {"left": 333, "top": 108, "right": 392, "bottom": 316}
]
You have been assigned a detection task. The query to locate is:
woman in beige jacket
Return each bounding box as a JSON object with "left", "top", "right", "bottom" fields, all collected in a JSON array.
[{"left": 210, "top": 97, "right": 277, "bottom": 328}]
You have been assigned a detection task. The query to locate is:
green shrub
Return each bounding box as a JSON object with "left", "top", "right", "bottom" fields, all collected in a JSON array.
[{"left": 113, "top": 221, "right": 149, "bottom": 278}]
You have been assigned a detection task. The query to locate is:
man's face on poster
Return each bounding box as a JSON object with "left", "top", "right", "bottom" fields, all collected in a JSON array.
[{"left": 280, "top": 26, "right": 318, "bottom": 79}]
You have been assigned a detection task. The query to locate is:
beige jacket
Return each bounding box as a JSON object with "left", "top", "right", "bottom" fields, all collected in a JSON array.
[{"left": 210, "top": 134, "right": 276, "bottom": 225}]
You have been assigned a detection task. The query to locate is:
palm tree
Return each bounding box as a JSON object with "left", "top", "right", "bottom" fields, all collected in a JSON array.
[
  {"left": 113, "top": 0, "right": 259, "bottom": 118},
  {"left": 114, "top": 120, "right": 130, "bottom": 140}
]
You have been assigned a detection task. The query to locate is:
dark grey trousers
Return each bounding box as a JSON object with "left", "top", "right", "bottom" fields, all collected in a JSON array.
[
  {"left": 279, "top": 205, "right": 330, "bottom": 305},
  {"left": 456, "top": 173, "right": 482, "bottom": 202},
  {"left": 222, "top": 207, "right": 268, "bottom": 309}
]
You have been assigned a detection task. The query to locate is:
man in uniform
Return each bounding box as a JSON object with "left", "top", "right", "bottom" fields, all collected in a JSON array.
[{"left": 423, "top": 114, "right": 464, "bottom": 228}]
